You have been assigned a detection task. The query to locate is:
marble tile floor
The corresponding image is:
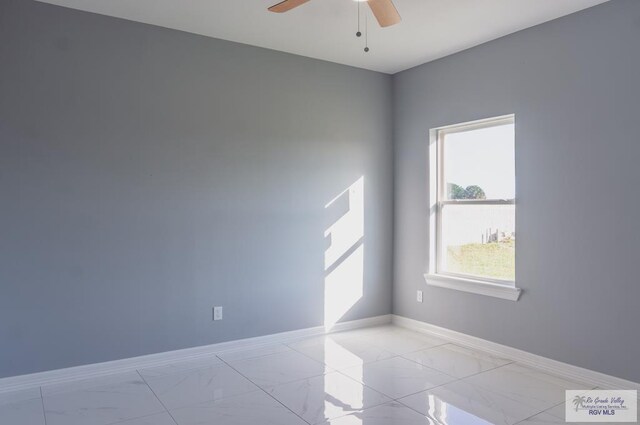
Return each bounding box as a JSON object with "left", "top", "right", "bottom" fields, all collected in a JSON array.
[{"left": 0, "top": 325, "right": 599, "bottom": 425}]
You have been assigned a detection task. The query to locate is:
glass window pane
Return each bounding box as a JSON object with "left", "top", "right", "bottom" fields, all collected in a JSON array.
[
  {"left": 443, "top": 123, "right": 515, "bottom": 200},
  {"left": 440, "top": 204, "right": 515, "bottom": 281}
]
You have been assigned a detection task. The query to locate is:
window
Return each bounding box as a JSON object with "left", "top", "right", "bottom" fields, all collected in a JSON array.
[{"left": 425, "top": 115, "right": 521, "bottom": 301}]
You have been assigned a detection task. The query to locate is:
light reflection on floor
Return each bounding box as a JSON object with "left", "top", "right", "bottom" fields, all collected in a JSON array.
[{"left": 1, "top": 327, "right": 597, "bottom": 425}]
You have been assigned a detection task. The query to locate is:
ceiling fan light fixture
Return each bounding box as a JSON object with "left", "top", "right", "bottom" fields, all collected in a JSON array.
[{"left": 268, "top": 0, "right": 401, "bottom": 28}]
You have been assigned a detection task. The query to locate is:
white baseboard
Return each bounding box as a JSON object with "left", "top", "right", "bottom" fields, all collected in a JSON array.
[
  {"left": 392, "top": 314, "right": 639, "bottom": 391},
  {"left": 0, "top": 314, "right": 391, "bottom": 394},
  {"left": 6, "top": 313, "right": 634, "bottom": 395}
]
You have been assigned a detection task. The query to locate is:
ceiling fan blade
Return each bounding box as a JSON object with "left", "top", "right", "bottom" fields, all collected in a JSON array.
[
  {"left": 367, "top": 0, "right": 401, "bottom": 27},
  {"left": 268, "top": 0, "right": 311, "bottom": 13}
]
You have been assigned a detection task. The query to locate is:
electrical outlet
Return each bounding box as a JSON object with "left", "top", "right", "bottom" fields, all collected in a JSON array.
[
  {"left": 416, "top": 290, "right": 423, "bottom": 303},
  {"left": 213, "top": 306, "right": 223, "bottom": 321}
]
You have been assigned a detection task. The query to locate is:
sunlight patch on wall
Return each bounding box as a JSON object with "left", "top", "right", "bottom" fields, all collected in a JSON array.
[{"left": 324, "top": 177, "right": 364, "bottom": 330}]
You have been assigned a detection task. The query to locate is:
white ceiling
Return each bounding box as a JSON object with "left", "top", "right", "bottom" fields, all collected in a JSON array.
[{"left": 37, "top": 0, "right": 609, "bottom": 74}]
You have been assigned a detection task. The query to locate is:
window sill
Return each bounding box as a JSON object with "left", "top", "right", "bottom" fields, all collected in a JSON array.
[{"left": 424, "top": 274, "right": 522, "bottom": 301}]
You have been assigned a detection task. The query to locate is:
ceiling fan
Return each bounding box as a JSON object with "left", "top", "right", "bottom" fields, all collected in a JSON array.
[{"left": 268, "top": 0, "right": 401, "bottom": 28}]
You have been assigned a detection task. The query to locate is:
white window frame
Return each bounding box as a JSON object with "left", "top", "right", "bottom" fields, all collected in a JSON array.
[{"left": 424, "top": 115, "right": 522, "bottom": 301}]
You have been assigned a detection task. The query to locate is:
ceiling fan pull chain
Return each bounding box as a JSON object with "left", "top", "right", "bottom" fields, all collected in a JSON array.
[
  {"left": 364, "top": 10, "right": 370, "bottom": 52},
  {"left": 356, "top": 1, "right": 362, "bottom": 37}
]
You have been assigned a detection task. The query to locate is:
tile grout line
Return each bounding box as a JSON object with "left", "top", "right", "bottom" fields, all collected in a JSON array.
[
  {"left": 216, "top": 355, "right": 314, "bottom": 425},
  {"left": 107, "top": 411, "right": 179, "bottom": 425},
  {"left": 396, "top": 361, "right": 582, "bottom": 424},
  {"left": 238, "top": 344, "right": 398, "bottom": 417},
  {"left": 514, "top": 387, "right": 601, "bottom": 425},
  {"left": 229, "top": 345, "right": 587, "bottom": 425},
  {"left": 39, "top": 386, "right": 48, "bottom": 425},
  {"left": 289, "top": 335, "right": 516, "bottom": 400},
  {"left": 27, "top": 327, "right": 554, "bottom": 425},
  {"left": 433, "top": 360, "right": 515, "bottom": 382},
  {"left": 28, "top": 327, "right": 550, "bottom": 425},
  {"left": 268, "top": 336, "right": 457, "bottom": 421},
  {"left": 43, "top": 328, "right": 513, "bottom": 423},
  {"left": 230, "top": 344, "right": 336, "bottom": 388},
  {"left": 237, "top": 337, "right": 400, "bottom": 403},
  {"left": 379, "top": 361, "right": 524, "bottom": 416},
  {"left": 0, "top": 324, "right": 388, "bottom": 396},
  {"left": 38, "top": 373, "right": 184, "bottom": 425},
  {"left": 391, "top": 339, "right": 518, "bottom": 389},
  {"left": 390, "top": 377, "right": 463, "bottom": 403},
  {"left": 283, "top": 332, "right": 483, "bottom": 410},
  {"left": 513, "top": 410, "right": 548, "bottom": 425},
  {"left": 217, "top": 343, "right": 292, "bottom": 364},
  {"left": 513, "top": 399, "right": 565, "bottom": 425},
  {"left": 135, "top": 370, "right": 180, "bottom": 425},
  {"left": 395, "top": 351, "right": 469, "bottom": 375}
]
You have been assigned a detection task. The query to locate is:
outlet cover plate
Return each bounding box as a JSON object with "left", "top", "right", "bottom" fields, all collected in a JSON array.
[{"left": 213, "top": 306, "right": 223, "bottom": 321}]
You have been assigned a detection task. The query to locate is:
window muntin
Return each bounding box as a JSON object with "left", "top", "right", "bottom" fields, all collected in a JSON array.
[{"left": 436, "top": 116, "right": 515, "bottom": 284}]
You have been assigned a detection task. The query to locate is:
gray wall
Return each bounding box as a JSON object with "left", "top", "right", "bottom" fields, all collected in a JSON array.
[
  {"left": 2, "top": 0, "right": 637, "bottom": 383},
  {"left": 0, "top": 0, "right": 393, "bottom": 378},
  {"left": 393, "top": 0, "right": 640, "bottom": 382}
]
